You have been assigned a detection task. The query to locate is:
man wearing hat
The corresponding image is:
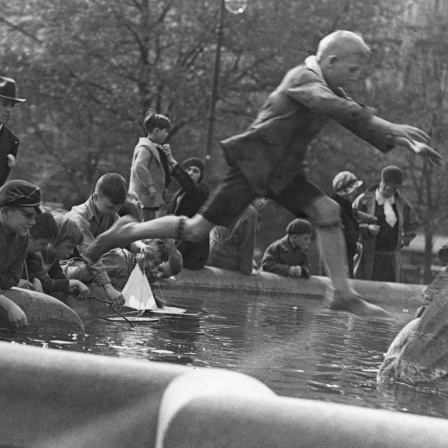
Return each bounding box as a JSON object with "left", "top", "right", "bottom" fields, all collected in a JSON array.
[
  {"left": 0, "top": 180, "right": 45, "bottom": 329},
  {"left": 261, "top": 218, "right": 313, "bottom": 278},
  {"left": 353, "top": 166, "right": 419, "bottom": 282},
  {"left": 0, "top": 77, "right": 26, "bottom": 187},
  {"left": 331, "top": 171, "right": 375, "bottom": 278}
]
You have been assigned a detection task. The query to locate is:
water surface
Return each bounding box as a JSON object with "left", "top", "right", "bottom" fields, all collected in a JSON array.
[{"left": 2, "top": 287, "right": 447, "bottom": 419}]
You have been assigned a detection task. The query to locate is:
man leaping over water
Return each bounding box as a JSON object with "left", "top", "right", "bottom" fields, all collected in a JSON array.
[{"left": 84, "top": 30, "right": 441, "bottom": 317}]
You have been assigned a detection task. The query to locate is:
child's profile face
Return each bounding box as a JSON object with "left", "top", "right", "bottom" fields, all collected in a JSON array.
[
  {"left": 289, "top": 233, "right": 311, "bottom": 251},
  {"left": 153, "top": 127, "right": 169, "bottom": 144},
  {"left": 323, "top": 53, "right": 368, "bottom": 90},
  {"left": 51, "top": 240, "right": 76, "bottom": 259},
  {"left": 28, "top": 237, "right": 51, "bottom": 254},
  {"left": 2, "top": 207, "right": 36, "bottom": 236}
]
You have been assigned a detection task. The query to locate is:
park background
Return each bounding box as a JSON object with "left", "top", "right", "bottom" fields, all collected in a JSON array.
[{"left": 1, "top": 0, "right": 447, "bottom": 284}]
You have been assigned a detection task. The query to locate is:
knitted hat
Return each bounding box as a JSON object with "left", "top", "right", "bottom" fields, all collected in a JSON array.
[
  {"left": 286, "top": 218, "right": 313, "bottom": 236},
  {"left": 182, "top": 157, "right": 205, "bottom": 182},
  {"left": 0, "top": 180, "right": 44, "bottom": 214},
  {"left": 381, "top": 165, "right": 403, "bottom": 185},
  {"left": 332, "top": 171, "right": 363, "bottom": 196}
]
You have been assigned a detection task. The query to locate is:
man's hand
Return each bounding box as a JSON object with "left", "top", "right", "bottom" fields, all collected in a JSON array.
[
  {"left": 103, "top": 283, "right": 125, "bottom": 308},
  {"left": 68, "top": 280, "right": 90, "bottom": 301},
  {"left": 288, "top": 266, "right": 302, "bottom": 278}
]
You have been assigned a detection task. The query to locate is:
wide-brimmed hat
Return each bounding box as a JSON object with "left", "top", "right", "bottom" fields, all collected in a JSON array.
[
  {"left": 0, "top": 180, "right": 44, "bottom": 214},
  {"left": 0, "top": 77, "right": 26, "bottom": 103},
  {"left": 332, "top": 171, "right": 363, "bottom": 196}
]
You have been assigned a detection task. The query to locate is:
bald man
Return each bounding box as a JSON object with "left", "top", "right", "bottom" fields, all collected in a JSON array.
[{"left": 85, "top": 30, "right": 441, "bottom": 317}]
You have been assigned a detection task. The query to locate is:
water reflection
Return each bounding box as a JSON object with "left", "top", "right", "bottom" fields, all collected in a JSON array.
[{"left": 0, "top": 288, "right": 446, "bottom": 419}]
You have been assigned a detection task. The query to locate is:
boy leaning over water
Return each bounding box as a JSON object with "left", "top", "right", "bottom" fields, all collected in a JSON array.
[
  {"left": 0, "top": 180, "right": 45, "bottom": 329},
  {"left": 262, "top": 218, "right": 313, "bottom": 279},
  {"left": 21, "top": 210, "right": 90, "bottom": 301},
  {"left": 67, "top": 173, "right": 164, "bottom": 308}
]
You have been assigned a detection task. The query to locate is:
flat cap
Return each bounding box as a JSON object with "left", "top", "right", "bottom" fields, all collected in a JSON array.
[
  {"left": 0, "top": 180, "right": 45, "bottom": 214},
  {"left": 286, "top": 218, "right": 313, "bottom": 236}
]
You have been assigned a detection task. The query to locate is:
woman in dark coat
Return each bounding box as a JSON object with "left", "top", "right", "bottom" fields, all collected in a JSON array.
[{"left": 165, "top": 157, "right": 209, "bottom": 270}]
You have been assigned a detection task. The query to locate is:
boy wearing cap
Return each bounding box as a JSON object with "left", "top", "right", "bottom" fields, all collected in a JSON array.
[
  {"left": 353, "top": 166, "right": 419, "bottom": 282},
  {"left": 0, "top": 77, "right": 26, "bottom": 187},
  {"left": 84, "top": 31, "right": 442, "bottom": 317},
  {"left": 261, "top": 218, "right": 313, "bottom": 279},
  {"left": 0, "top": 180, "right": 45, "bottom": 329}
]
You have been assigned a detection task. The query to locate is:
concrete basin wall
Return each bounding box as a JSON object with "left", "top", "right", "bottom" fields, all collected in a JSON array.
[
  {"left": 162, "top": 267, "right": 427, "bottom": 308},
  {"left": 1, "top": 342, "right": 448, "bottom": 448},
  {"left": 2, "top": 287, "right": 84, "bottom": 334}
]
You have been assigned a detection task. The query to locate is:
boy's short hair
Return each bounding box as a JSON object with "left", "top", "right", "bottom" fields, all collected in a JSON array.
[
  {"left": 52, "top": 210, "right": 84, "bottom": 247},
  {"left": 96, "top": 173, "right": 128, "bottom": 205},
  {"left": 143, "top": 109, "right": 171, "bottom": 133},
  {"left": 29, "top": 210, "right": 59, "bottom": 242},
  {"left": 286, "top": 218, "right": 313, "bottom": 236},
  {"left": 316, "top": 30, "right": 370, "bottom": 60}
]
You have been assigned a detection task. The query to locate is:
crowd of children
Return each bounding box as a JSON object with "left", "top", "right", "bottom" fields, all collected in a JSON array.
[{"left": 0, "top": 29, "right": 444, "bottom": 328}]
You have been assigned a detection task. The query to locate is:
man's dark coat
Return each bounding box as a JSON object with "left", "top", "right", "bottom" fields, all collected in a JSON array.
[{"left": 0, "top": 126, "right": 19, "bottom": 187}]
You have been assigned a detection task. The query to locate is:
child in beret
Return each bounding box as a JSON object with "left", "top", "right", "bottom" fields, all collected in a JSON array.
[{"left": 261, "top": 218, "right": 313, "bottom": 278}]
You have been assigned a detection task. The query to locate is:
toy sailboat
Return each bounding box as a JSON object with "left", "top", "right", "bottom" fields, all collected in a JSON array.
[{"left": 106, "top": 264, "right": 192, "bottom": 323}]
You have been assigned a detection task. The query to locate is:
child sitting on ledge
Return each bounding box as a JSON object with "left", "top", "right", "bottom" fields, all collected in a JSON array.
[{"left": 261, "top": 218, "right": 313, "bottom": 279}]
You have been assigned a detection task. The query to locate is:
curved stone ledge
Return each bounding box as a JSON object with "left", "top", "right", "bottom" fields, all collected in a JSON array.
[
  {"left": 1, "top": 342, "right": 448, "bottom": 448},
  {"left": 161, "top": 267, "right": 426, "bottom": 308},
  {"left": 2, "top": 287, "right": 84, "bottom": 334}
]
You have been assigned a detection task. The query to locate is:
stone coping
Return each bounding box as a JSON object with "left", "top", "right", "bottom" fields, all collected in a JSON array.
[
  {"left": 160, "top": 267, "right": 426, "bottom": 308},
  {"left": 0, "top": 342, "right": 447, "bottom": 448}
]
